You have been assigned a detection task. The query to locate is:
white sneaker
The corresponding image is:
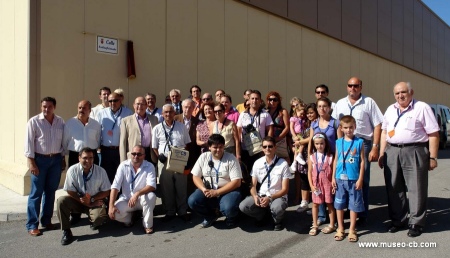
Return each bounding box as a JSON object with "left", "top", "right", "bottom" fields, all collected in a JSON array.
[
  {"left": 290, "top": 161, "right": 298, "bottom": 173},
  {"left": 296, "top": 155, "right": 306, "bottom": 165},
  {"left": 300, "top": 200, "right": 308, "bottom": 209}
]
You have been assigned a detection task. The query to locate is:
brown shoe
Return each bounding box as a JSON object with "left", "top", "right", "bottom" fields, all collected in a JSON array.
[
  {"left": 28, "top": 229, "right": 41, "bottom": 236},
  {"left": 42, "top": 223, "right": 55, "bottom": 231}
]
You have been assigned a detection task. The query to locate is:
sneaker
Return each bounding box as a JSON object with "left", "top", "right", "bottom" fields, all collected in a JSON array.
[
  {"left": 290, "top": 161, "right": 298, "bottom": 173},
  {"left": 300, "top": 200, "right": 308, "bottom": 208},
  {"left": 201, "top": 217, "right": 217, "bottom": 228},
  {"left": 296, "top": 154, "right": 306, "bottom": 165}
]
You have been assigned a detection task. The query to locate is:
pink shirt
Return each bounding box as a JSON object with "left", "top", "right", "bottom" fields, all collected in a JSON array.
[
  {"left": 382, "top": 100, "right": 439, "bottom": 144},
  {"left": 225, "top": 109, "right": 240, "bottom": 124},
  {"left": 289, "top": 117, "right": 304, "bottom": 134}
]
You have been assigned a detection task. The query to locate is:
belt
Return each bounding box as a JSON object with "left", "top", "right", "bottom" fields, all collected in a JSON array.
[
  {"left": 388, "top": 142, "right": 428, "bottom": 148},
  {"left": 35, "top": 152, "right": 61, "bottom": 157},
  {"left": 101, "top": 145, "right": 119, "bottom": 149}
]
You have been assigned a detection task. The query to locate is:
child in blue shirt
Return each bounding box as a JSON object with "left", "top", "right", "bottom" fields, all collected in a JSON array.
[{"left": 332, "top": 115, "right": 365, "bottom": 242}]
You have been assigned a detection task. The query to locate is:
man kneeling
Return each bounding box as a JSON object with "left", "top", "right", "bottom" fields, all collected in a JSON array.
[
  {"left": 57, "top": 147, "right": 111, "bottom": 245},
  {"left": 108, "top": 145, "right": 157, "bottom": 234},
  {"left": 239, "top": 136, "right": 290, "bottom": 231},
  {"left": 188, "top": 134, "right": 242, "bottom": 228}
]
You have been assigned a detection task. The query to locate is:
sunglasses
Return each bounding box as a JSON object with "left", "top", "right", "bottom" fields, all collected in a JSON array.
[
  {"left": 315, "top": 91, "right": 326, "bottom": 94},
  {"left": 262, "top": 145, "right": 274, "bottom": 149},
  {"left": 108, "top": 99, "right": 119, "bottom": 103},
  {"left": 214, "top": 110, "right": 223, "bottom": 114},
  {"left": 347, "top": 84, "right": 360, "bottom": 88},
  {"left": 131, "top": 152, "right": 144, "bottom": 157},
  {"left": 268, "top": 98, "right": 278, "bottom": 102}
]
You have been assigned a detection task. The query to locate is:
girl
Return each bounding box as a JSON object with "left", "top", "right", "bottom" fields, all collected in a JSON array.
[
  {"left": 307, "top": 132, "right": 336, "bottom": 236},
  {"left": 290, "top": 105, "right": 307, "bottom": 169}
]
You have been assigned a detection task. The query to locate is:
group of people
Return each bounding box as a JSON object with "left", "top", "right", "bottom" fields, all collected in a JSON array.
[{"left": 24, "top": 77, "right": 439, "bottom": 245}]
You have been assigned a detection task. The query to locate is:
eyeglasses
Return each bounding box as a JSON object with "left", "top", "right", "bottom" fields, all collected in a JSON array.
[
  {"left": 202, "top": 98, "right": 211, "bottom": 101},
  {"left": 315, "top": 91, "right": 326, "bottom": 94},
  {"left": 262, "top": 145, "right": 274, "bottom": 149},
  {"left": 268, "top": 98, "right": 278, "bottom": 102},
  {"left": 131, "top": 152, "right": 144, "bottom": 157},
  {"left": 347, "top": 84, "right": 361, "bottom": 88},
  {"left": 108, "top": 99, "right": 119, "bottom": 103},
  {"left": 214, "top": 110, "right": 223, "bottom": 114}
]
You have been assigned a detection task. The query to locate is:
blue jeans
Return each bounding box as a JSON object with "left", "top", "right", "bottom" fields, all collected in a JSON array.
[
  {"left": 360, "top": 139, "right": 372, "bottom": 218},
  {"left": 318, "top": 203, "right": 326, "bottom": 222},
  {"left": 26, "top": 154, "right": 62, "bottom": 230},
  {"left": 188, "top": 189, "right": 241, "bottom": 220}
]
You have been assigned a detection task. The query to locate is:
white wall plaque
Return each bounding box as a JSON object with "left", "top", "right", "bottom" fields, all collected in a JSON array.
[{"left": 97, "top": 36, "right": 118, "bottom": 54}]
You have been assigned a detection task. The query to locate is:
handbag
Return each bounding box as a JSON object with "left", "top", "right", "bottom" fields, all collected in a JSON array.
[
  {"left": 166, "top": 146, "right": 189, "bottom": 173},
  {"left": 275, "top": 138, "right": 289, "bottom": 158},
  {"left": 243, "top": 130, "right": 263, "bottom": 156}
]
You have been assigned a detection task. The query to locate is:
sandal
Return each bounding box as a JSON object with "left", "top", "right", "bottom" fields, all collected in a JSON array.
[
  {"left": 145, "top": 227, "right": 154, "bottom": 234},
  {"left": 348, "top": 231, "right": 358, "bottom": 242},
  {"left": 309, "top": 226, "right": 319, "bottom": 236},
  {"left": 334, "top": 230, "right": 345, "bottom": 241},
  {"left": 321, "top": 224, "right": 336, "bottom": 234}
]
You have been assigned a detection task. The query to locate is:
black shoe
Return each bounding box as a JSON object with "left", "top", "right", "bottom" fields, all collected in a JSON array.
[
  {"left": 90, "top": 224, "right": 101, "bottom": 231},
  {"left": 61, "top": 229, "right": 74, "bottom": 245},
  {"left": 255, "top": 220, "right": 265, "bottom": 227},
  {"left": 273, "top": 223, "right": 283, "bottom": 231},
  {"left": 70, "top": 214, "right": 81, "bottom": 225},
  {"left": 180, "top": 213, "right": 191, "bottom": 222},
  {"left": 407, "top": 225, "right": 423, "bottom": 237},
  {"left": 225, "top": 218, "right": 237, "bottom": 228},
  {"left": 162, "top": 214, "right": 176, "bottom": 223},
  {"left": 388, "top": 224, "right": 406, "bottom": 233}
]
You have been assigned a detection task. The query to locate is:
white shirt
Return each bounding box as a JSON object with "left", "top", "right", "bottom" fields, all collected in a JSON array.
[
  {"left": 252, "top": 155, "right": 290, "bottom": 198},
  {"left": 237, "top": 109, "right": 273, "bottom": 148},
  {"left": 64, "top": 164, "right": 111, "bottom": 196},
  {"left": 90, "top": 103, "right": 107, "bottom": 121},
  {"left": 191, "top": 152, "right": 242, "bottom": 189},
  {"left": 111, "top": 160, "right": 157, "bottom": 200},
  {"left": 332, "top": 94, "right": 383, "bottom": 140},
  {"left": 63, "top": 117, "right": 101, "bottom": 154},
  {"left": 24, "top": 113, "right": 65, "bottom": 158},
  {"left": 146, "top": 107, "right": 163, "bottom": 123},
  {"left": 152, "top": 120, "right": 191, "bottom": 156}
]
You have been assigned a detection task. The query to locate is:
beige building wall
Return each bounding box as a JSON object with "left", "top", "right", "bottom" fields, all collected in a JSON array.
[{"left": 1, "top": 0, "right": 449, "bottom": 194}]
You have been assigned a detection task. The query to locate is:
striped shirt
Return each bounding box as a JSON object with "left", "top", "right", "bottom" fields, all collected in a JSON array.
[{"left": 24, "top": 113, "right": 65, "bottom": 158}]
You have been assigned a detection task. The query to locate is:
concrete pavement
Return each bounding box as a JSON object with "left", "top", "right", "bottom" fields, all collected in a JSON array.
[{"left": 0, "top": 149, "right": 449, "bottom": 257}]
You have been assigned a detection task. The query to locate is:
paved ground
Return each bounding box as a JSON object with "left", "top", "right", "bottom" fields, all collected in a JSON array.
[{"left": 0, "top": 150, "right": 449, "bottom": 257}]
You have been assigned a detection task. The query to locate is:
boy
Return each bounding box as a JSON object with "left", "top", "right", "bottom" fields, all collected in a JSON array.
[{"left": 332, "top": 115, "right": 365, "bottom": 242}]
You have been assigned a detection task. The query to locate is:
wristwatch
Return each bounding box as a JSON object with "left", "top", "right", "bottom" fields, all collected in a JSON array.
[
  {"left": 430, "top": 157, "right": 438, "bottom": 162},
  {"left": 90, "top": 197, "right": 95, "bottom": 203},
  {"left": 372, "top": 144, "right": 379, "bottom": 148}
]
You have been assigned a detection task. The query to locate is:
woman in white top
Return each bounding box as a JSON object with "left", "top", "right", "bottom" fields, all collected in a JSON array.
[{"left": 213, "top": 103, "right": 240, "bottom": 160}]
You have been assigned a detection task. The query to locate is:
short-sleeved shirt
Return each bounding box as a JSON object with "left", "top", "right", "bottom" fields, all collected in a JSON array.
[
  {"left": 111, "top": 160, "right": 157, "bottom": 200},
  {"left": 335, "top": 137, "right": 364, "bottom": 180},
  {"left": 191, "top": 152, "right": 242, "bottom": 189},
  {"left": 237, "top": 110, "right": 273, "bottom": 148},
  {"left": 382, "top": 100, "right": 439, "bottom": 144},
  {"left": 97, "top": 106, "right": 133, "bottom": 146},
  {"left": 332, "top": 95, "right": 383, "bottom": 140},
  {"left": 251, "top": 156, "right": 290, "bottom": 198},
  {"left": 311, "top": 118, "right": 338, "bottom": 154},
  {"left": 146, "top": 107, "right": 163, "bottom": 123},
  {"left": 64, "top": 164, "right": 111, "bottom": 196},
  {"left": 151, "top": 120, "right": 191, "bottom": 156}
]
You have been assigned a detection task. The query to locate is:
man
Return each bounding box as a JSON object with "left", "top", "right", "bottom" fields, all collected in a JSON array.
[
  {"left": 63, "top": 100, "right": 101, "bottom": 166},
  {"left": 220, "top": 94, "right": 240, "bottom": 123},
  {"left": 189, "top": 85, "right": 202, "bottom": 118},
  {"left": 236, "top": 89, "right": 252, "bottom": 113},
  {"left": 145, "top": 93, "right": 163, "bottom": 122},
  {"left": 196, "top": 93, "right": 214, "bottom": 120},
  {"left": 237, "top": 90, "right": 273, "bottom": 172},
  {"left": 24, "top": 97, "right": 66, "bottom": 236},
  {"left": 174, "top": 99, "right": 201, "bottom": 196},
  {"left": 90, "top": 87, "right": 111, "bottom": 120},
  {"left": 170, "top": 89, "right": 183, "bottom": 115},
  {"left": 96, "top": 92, "right": 133, "bottom": 183},
  {"left": 152, "top": 104, "right": 191, "bottom": 222},
  {"left": 109, "top": 145, "right": 157, "bottom": 234},
  {"left": 57, "top": 148, "right": 111, "bottom": 245},
  {"left": 120, "top": 97, "right": 159, "bottom": 166},
  {"left": 331, "top": 77, "right": 383, "bottom": 225},
  {"left": 188, "top": 134, "right": 242, "bottom": 228},
  {"left": 215, "top": 89, "right": 225, "bottom": 103},
  {"left": 314, "top": 84, "right": 336, "bottom": 112},
  {"left": 239, "top": 136, "right": 290, "bottom": 231},
  {"left": 378, "top": 82, "right": 439, "bottom": 237}
]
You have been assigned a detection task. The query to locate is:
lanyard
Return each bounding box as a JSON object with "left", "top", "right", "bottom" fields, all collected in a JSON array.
[
  {"left": 264, "top": 157, "right": 278, "bottom": 189},
  {"left": 246, "top": 110, "right": 260, "bottom": 131},
  {"left": 149, "top": 107, "right": 158, "bottom": 116},
  {"left": 347, "top": 103, "right": 357, "bottom": 116},
  {"left": 82, "top": 166, "right": 93, "bottom": 193},
  {"left": 315, "top": 118, "right": 333, "bottom": 134},
  {"left": 110, "top": 107, "right": 122, "bottom": 130},
  {"left": 341, "top": 138, "right": 355, "bottom": 171},
  {"left": 130, "top": 168, "right": 143, "bottom": 192},
  {"left": 162, "top": 121, "right": 175, "bottom": 152},
  {"left": 209, "top": 155, "right": 222, "bottom": 186},
  {"left": 315, "top": 152, "right": 326, "bottom": 186},
  {"left": 394, "top": 100, "right": 415, "bottom": 128}
]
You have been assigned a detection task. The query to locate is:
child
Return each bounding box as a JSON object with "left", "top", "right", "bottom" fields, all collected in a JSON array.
[
  {"left": 290, "top": 105, "right": 307, "bottom": 170},
  {"left": 332, "top": 115, "right": 365, "bottom": 242},
  {"left": 307, "top": 132, "right": 336, "bottom": 236}
]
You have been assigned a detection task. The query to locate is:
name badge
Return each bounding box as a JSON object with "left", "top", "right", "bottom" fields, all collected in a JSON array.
[
  {"left": 388, "top": 130, "right": 395, "bottom": 138},
  {"left": 340, "top": 174, "right": 348, "bottom": 180},
  {"left": 107, "top": 130, "right": 113, "bottom": 136}
]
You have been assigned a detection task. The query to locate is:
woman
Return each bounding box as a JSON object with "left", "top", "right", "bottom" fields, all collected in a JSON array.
[
  {"left": 220, "top": 94, "right": 240, "bottom": 123},
  {"left": 289, "top": 97, "right": 305, "bottom": 117},
  {"left": 308, "top": 97, "right": 337, "bottom": 155},
  {"left": 266, "top": 91, "right": 290, "bottom": 163},
  {"left": 196, "top": 103, "right": 216, "bottom": 153},
  {"left": 213, "top": 103, "right": 241, "bottom": 160}
]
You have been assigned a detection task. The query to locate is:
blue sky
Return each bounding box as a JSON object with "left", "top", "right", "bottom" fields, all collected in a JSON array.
[{"left": 422, "top": 0, "right": 450, "bottom": 26}]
